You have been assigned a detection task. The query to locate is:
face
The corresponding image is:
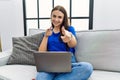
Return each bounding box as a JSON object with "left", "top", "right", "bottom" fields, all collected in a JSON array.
[{"left": 51, "top": 10, "right": 64, "bottom": 28}]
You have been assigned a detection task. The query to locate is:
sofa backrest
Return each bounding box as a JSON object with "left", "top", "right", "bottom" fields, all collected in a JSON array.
[
  {"left": 29, "top": 29, "right": 45, "bottom": 36},
  {"left": 75, "top": 30, "right": 120, "bottom": 72}
]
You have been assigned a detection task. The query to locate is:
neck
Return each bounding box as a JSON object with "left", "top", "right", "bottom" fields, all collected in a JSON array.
[{"left": 53, "top": 27, "right": 60, "bottom": 33}]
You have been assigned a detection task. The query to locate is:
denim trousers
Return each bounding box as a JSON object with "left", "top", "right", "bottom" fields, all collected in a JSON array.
[{"left": 36, "top": 62, "right": 93, "bottom": 80}]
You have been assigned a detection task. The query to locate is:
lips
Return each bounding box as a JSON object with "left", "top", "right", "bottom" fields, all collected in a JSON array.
[{"left": 53, "top": 22, "right": 60, "bottom": 26}]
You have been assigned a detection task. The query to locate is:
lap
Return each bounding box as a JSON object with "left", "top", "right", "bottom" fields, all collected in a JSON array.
[
  {"left": 36, "top": 62, "right": 93, "bottom": 80},
  {"left": 36, "top": 72, "right": 55, "bottom": 80}
]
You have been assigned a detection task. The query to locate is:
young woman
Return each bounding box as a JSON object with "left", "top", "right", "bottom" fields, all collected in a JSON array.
[{"left": 36, "top": 5, "right": 93, "bottom": 80}]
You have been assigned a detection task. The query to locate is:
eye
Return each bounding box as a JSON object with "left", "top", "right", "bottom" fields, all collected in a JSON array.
[
  {"left": 58, "top": 16, "right": 62, "bottom": 19},
  {"left": 53, "top": 15, "right": 56, "bottom": 18}
]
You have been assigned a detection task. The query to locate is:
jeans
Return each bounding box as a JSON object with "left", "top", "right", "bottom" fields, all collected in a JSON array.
[{"left": 36, "top": 62, "right": 93, "bottom": 80}]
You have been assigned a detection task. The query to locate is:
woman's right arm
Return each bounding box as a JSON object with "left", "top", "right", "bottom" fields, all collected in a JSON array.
[
  {"left": 38, "top": 36, "right": 48, "bottom": 51},
  {"left": 38, "top": 28, "right": 52, "bottom": 51}
]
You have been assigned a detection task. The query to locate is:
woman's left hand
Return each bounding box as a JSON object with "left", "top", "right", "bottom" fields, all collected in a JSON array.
[{"left": 61, "top": 26, "right": 72, "bottom": 43}]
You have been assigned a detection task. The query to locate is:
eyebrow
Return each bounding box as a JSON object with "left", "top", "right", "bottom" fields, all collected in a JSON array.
[{"left": 53, "top": 14, "right": 63, "bottom": 17}]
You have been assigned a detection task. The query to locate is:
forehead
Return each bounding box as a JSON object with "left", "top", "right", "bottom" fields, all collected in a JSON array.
[{"left": 52, "top": 10, "right": 64, "bottom": 16}]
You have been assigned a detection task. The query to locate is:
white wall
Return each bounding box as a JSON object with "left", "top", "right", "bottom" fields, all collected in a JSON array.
[
  {"left": 0, "top": 0, "right": 24, "bottom": 51},
  {"left": 1, "top": 0, "right": 120, "bottom": 51},
  {"left": 93, "top": 0, "right": 120, "bottom": 30}
]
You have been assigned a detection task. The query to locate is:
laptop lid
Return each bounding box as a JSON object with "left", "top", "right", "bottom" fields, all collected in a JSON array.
[{"left": 33, "top": 51, "right": 72, "bottom": 73}]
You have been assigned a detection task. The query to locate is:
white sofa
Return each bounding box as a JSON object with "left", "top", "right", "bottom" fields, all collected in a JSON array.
[{"left": 0, "top": 29, "right": 120, "bottom": 80}]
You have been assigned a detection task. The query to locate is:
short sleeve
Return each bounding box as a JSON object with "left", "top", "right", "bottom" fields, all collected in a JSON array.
[{"left": 68, "top": 26, "right": 76, "bottom": 36}]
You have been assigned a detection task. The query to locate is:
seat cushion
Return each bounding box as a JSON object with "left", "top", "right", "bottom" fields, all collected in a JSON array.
[
  {"left": 0, "top": 65, "right": 120, "bottom": 80},
  {"left": 89, "top": 70, "right": 120, "bottom": 80},
  {"left": 0, "top": 65, "right": 37, "bottom": 80},
  {"left": 0, "top": 50, "right": 12, "bottom": 66}
]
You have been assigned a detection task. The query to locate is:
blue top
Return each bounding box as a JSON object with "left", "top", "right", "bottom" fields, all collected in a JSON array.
[
  {"left": 47, "top": 26, "right": 76, "bottom": 53},
  {"left": 47, "top": 26, "right": 76, "bottom": 62}
]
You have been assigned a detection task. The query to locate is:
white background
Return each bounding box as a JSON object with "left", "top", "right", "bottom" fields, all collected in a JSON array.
[
  {"left": 93, "top": 0, "right": 120, "bottom": 30},
  {"left": 0, "top": 0, "right": 120, "bottom": 51},
  {"left": 0, "top": 0, "right": 24, "bottom": 51}
]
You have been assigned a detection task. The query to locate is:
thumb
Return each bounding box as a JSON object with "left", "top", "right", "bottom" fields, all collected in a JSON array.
[{"left": 61, "top": 34, "right": 65, "bottom": 39}]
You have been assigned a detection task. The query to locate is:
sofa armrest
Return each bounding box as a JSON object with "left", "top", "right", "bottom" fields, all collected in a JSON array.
[{"left": 0, "top": 50, "right": 12, "bottom": 66}]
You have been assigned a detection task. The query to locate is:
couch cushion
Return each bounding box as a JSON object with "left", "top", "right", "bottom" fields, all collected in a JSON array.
[
  {"left": 7, "top": 32, "right": 44, "bottom": 65},
  {"left": 29, "top": 29, "right": 45, "bottom": 36},
  {"left": 0, "top": 50, "right": 12, "bottom": 66},
  {"left": 0, "top": 65, "right": 120, "bottom": 80},
  {"left": 75, "top": 30, "right": 120, "bottom": 72},
  {"left": 0, "top": 65, "right": 37, "bottom": 80},
  {"left": 89, "top": 70, "right": 120, "bottom": 80}
]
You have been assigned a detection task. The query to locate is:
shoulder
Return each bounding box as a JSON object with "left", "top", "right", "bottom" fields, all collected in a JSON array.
[
  {"left": 68, "top": 26, "right": 75, "bottom": 31},
  {"left": 68, "top": 26, "right": 76, "bottom": 35}
]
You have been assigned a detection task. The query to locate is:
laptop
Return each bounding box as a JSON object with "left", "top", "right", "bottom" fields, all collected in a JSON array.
[{"left": 33, "top": 51, "right": 72, "bottom": 73}]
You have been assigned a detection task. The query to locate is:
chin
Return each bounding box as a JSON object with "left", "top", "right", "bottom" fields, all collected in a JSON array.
[{"left": 53, "top": 24, "right": 61, "bottom": 27}]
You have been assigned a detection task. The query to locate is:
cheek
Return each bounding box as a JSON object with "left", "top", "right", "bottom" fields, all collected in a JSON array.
[{"left": 60, "top": 19, "right": 64, "bottom": 23}]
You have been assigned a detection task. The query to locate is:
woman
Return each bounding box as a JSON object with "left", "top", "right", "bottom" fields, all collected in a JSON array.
[{"left": 36, "top": 5, "right": 93, "bottom": 80}]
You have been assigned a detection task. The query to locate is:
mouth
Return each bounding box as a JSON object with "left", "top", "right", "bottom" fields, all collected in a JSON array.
[{"left": 53, "top": 22, "right": 59, "bottom": 25}]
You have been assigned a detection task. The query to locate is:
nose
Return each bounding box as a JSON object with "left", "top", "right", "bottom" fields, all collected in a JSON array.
[{"left": 54, "top": 17, "right": 59, "bottom": 22}]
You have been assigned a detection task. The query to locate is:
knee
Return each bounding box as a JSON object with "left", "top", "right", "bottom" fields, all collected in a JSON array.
[
  {"left": 75, "top": 62, "right": 93, "bottom": 80},
  {"left": 79, "top": 62, "right": 93, "bottom": 74}
]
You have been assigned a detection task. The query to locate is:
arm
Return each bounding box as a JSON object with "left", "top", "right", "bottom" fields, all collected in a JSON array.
[
  {"left": 61, "top": 27, "right": 77, "bottom": 48},
  {"left": 38, "top": 36, "right": 48, "bottom": 51},
  {"left": 38, "top": 28, "right": 52, "bottom": 51},
  {"left": 67, "top": 32, "right": 77, "bottom": 48}
]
